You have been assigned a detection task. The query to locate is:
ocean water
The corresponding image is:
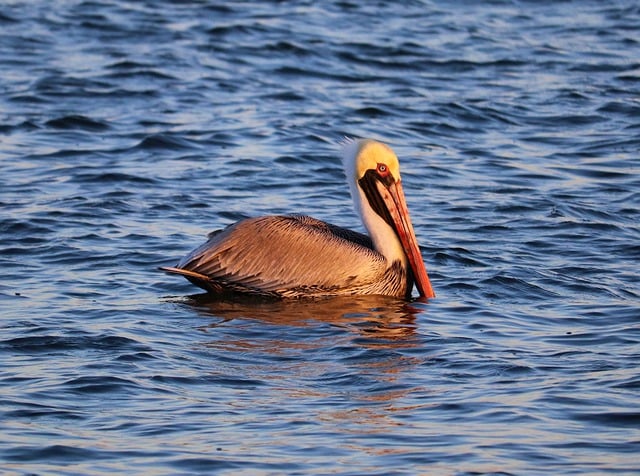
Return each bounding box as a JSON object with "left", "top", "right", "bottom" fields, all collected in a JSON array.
[{"left": 1, "top": 1, "right": 639, "bottom": 474}]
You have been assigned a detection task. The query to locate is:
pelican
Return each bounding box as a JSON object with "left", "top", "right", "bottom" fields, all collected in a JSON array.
[{"left": 161, "top": 138, "right": 435, "bottom": 300}]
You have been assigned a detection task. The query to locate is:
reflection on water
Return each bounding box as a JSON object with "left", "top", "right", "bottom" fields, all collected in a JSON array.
[
  {"left": 180, "top": 293, "right": 423, "bottom": 345},
  {"left": 164, "top": 293, "right": 428, "bottom": 417}
]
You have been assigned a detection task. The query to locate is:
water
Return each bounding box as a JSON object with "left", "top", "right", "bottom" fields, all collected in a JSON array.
[{"left": 1, "top": 0, "right": 639, "bottom": 474}]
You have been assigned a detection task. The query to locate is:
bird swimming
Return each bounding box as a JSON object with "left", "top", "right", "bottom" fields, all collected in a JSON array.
[{"left": 161, "top": 138, "right": 435, "bottom": 300}]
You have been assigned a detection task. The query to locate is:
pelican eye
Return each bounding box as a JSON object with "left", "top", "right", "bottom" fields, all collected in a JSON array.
[{"left": 376, "top": 163, "right": 389, "bottom": 175}]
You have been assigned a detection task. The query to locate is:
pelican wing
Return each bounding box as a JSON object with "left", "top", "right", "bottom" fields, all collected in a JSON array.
[{"left": 173, "top": 215, "right": 386, "bottom": 297}]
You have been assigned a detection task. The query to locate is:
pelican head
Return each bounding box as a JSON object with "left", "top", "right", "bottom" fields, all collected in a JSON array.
[{"left": 342, "top": 138, "right": 435, "bottom": 299}]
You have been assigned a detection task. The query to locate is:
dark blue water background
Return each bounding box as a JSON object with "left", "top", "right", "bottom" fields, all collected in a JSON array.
[{"left": 1, "top": 1, "right": 639, "bottom": 474}]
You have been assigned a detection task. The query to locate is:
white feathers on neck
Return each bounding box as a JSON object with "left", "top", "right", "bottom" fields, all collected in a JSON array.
[{"left": 340, "top": 138, "right": 407, "bottom": 267}]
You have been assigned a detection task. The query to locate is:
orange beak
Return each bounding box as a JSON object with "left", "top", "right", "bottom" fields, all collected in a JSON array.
[{"left": 377, "top": 179, "right": 435, "bottom": 299}]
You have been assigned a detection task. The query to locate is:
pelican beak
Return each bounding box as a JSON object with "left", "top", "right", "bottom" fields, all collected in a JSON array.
[{"left": 375, "top": 179, "right": 435, "bottom": 299}]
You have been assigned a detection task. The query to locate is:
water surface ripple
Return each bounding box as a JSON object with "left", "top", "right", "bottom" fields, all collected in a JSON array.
[{"left": 1, "top": 1, "right": 639, "bottom": 474}]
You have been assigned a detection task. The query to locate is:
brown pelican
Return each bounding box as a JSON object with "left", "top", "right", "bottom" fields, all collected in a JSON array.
[{"left": 161, "top": 138, "right": 435, "bottom": 300}]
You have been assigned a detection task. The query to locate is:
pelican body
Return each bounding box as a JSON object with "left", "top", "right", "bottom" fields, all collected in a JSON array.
[{"left": 161, "top": 139, "right": 435, "bottom": 300}]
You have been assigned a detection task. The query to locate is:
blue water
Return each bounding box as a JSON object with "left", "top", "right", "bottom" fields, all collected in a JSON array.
[{"left": 2, "top": 1, "right": 639, "bottom": 474}]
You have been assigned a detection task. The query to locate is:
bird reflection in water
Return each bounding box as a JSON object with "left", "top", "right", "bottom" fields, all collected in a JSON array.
[
  {"left": 166, "top": 294, "right": 431, "bottom": 431},
  {"left": 176, "top": 293, "right": 425, "bottom": 346}
]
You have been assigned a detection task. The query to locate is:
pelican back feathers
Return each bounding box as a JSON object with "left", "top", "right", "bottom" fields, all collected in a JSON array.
[{"left": 162, "top": 214, "right": 412, "bottom": 298}]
